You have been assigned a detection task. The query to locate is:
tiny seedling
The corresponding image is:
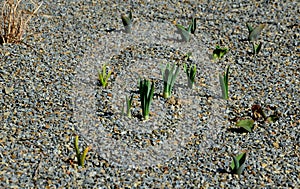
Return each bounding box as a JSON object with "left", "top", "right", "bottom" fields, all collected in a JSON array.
[
  {"left": 121, "top": 11, "right": 133, "bottom": 33},
  {"left": 247, "top": 23, "right": 266, "bottom": 55},
  {"left": 139, "top": 79, "right": 154, "bottom": 120},
  {"left": 219, "top": 65, "right": 230, "bottom": 100},
  {"left": 252, "top": 42, "right": 263, "bottom": 55},
  {"left": 236, "top": 119, "right": 255, "bottom": 132},
  {"left": 247, "top": 23, "right": 266, "bottom": 41},
  {"left": 161, "top": 63, "right": 180, "bottom": 98},
  {"left": 184, "top": 63, "right": 197, "bottom": 89},
  {"left": 74, "top": 135, "right": 89, "bottom": 167},
  {"left": 175, "top": 17, "right": 196, "bottom": 42},
  {"left": 230, "top": 152, "right": 247, "bottom": 178},
  {"left": 122, "top": 94, "right": 134, "bottom": 118},
  {"left": 98, "top": 64, "right": 112, "bottom": 88},
  {"left": 213, "top": 45, "right": 228, "bottom": 59}
]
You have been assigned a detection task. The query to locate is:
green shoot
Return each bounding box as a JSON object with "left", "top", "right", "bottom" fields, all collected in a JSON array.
[
  {"left": 230, "top": 152, "right": 247, "bottom": 178},
  {"left": 247, "top": 23, "right": 266, "bottom": 41},
  {"left": 213, "top": 45, "right": 228, "bottom": 60},
  {"left": 121, "top": 11, "right": 133, "bottom": 33},
  {"left": 184, "top": 63, "right": 197, "bottom": 89},
  {"left": 175, "top": 17, "right": 196, "bottom": 42},
  {"left": 219, "top": 65, "right": 230, "bottom": 100},
  {"left": 98, "top": 64, "right": 112, "bottom": 88},
  {"left": 139, "top": 79, "right": 154, "bottom": 120},
  {"left": 236, "top": 119, "right": 255, "bottom": 132},
  {"left": 252, "top": 42, "right": 263, "bottom": 55},
  {"left": 161, "top": 63, "right": 180, "bottom": 99},
  {"left": 183, "top": 52, "right": 192, "bottom": 61},
  {"left": 74, "top": 135, "right": 89, "bottom": 167},
  {"left": 123, "top": 94, "right": 133, "bottom": 118},
  {"left": 247, "top": 23, "right": 265, "bottom": 55}
]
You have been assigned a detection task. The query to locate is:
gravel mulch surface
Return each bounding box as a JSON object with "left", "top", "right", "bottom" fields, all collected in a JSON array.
[{"left": 0, "top": 0, "right": 299, "bottom": 188}]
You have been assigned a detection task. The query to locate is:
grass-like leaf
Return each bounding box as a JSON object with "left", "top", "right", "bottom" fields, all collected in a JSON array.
[
  {"left": 230, "top": 152, "right": 247, "bottom": 177},
  {"left": 213, "top": 45, "right": 228, "bottom": 59},
  {"left": 248, "top": 23, "right": 266, "bottom": 41},
  {"left": 184, "top": 63, "right": 197, "bottom": 89},
  {"left": 252, "top": 42, "right": 263, "bottom": 55},
  {"left": 139, "top": 79, "right": 154, "bottom": 120},
  {"left": 175, "top": 17, "right": 196, "bottom": 42},
  {"left": 98, "top": 64, "right": 112, "bottom": 88},
  {"left": 121, "top": 10, "right": 133, "bottom": 33},
  {"left": 124, "top": 94, "right": 133, "bottom": 118},
  {"left": 236, "top": 119, "right": 254, "bottom": 132},
  {"left": 162, "top": 63, "right": 180, "bottom": 98},
  {"left": 219, "top": 65, "right": 230, "bottom": 100},
  {"left": 74, "top": 135, "right": 89, "bottom": 167}
]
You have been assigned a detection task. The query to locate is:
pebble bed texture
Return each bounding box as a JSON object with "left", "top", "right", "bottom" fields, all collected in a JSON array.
[{"left": 0, "top": 0, "right": 299, "bottom": 188}]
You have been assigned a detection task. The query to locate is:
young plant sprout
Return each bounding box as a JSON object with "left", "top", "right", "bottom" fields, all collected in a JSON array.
[
  {"left": 161, "top": 63, "right": 180, "bottom": 98},
  {"left": 213, "top": 45, "right": 228, "bottom": 60},
  {"left": 175, "top": 17, "right": 196, "bottom": 42},
  {"left": 219, "top": 65, "right": 230, "bottom": 100},
  {"left": 184, "top": 63, "right": 197, "bottom": 89},
  {"left": 230, "top": 152, "right": 247, "bottom": 178},
  {"left": 74, "top": 135, "right": 89, "bottom": 167},
  {"left": 123, "top": 94, "right": 134, "bottom": 118},
  {"left": 139, "top": 79, "right": 154, "bottom": 120},
  {"left": 121, "top": 10, "right": 133, "bottom": 33},
  {"left": 247, "top": 23, "right": 266, "bottom": 55},
  {"left": 252, "top": 42, "right": 263, "bottom": 55},
  {"left": 247, "top": 23, "right": 266, "bottom": 41},
  {"left": 98, "top": 63, "right": 112, "bottom": 88}
]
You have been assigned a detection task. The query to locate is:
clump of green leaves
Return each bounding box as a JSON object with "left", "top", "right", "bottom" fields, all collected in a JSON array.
[
  {"left": 219, "top": 65, "right": 230, "bottom": 100},
  {"left": 230, "top": 152, "right": 247, "bottom": 178},
  {"left": 236, "top": 104, "right": 279, "bottom": 132},
  {"left": 139, "top": 79, "right": 154, "bottom": 120},
  {"left": 74, "top": 135, "right": 89, "bottom": 167},
  {"left": 184, "top": 63, "right": 197, "bottom": 89},
  {"left": 213, "top": 45, "right": 228, "bottom": 59},
  {"left": 175, "top": 17, "right": 196, "bottom": 42},
  {"left": 161, "top": 63, "right": 180, "bottom": 98},
  {"left": 122, "top": 94, "right": 134, "bottom": 118},
  {"left": 98, "top": 64, "right": 112, "bottom": 88},
  {"left": 121, "top": 11, "right": 133, "bottom": 33},
  {"left": 247, "top": 23, "right": 266, "bottom": 55}
]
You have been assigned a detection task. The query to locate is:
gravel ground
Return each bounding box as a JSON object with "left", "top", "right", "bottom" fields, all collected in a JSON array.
[{"left": 0, "top": 0, "right": 299, "bottom": 188}]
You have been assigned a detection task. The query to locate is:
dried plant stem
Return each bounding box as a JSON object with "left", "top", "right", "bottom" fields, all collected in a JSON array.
[{"left": 1, "top": 0, "right": 42, "bottom": 44}]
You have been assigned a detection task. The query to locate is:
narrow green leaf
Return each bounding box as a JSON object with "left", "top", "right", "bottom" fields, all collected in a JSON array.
[
  {"left": 176, "top": 24, "right": 190, "bottom": 42},
  {"left": 219, "top": 73, "right": 227, "bottom": 100},
  {"left": 256, "top": 42, "right": 262, "bottom": 54},
  {"left": 74, "top": 135, "right": 80, "bottom": 160},
  {"left": 230, "top": 152, "right": 247, "bottom": 175},
  {"left": 80, "top": 146, "right": 90, "bottom": 167},
  {"left": 231, "top": 156, "right": 240, "bottom": 171},
  {"left": 246, "top": 23, "right": 254, "bottom": 33},
  {"left": 236, "top": 119, "right": 254, "bottom": 132},
  {"left": 190, "top": 17, "right": 196, "bottom": 34},
  {"left": 249, "top": 24, "right": 266, "bottom": 41}
]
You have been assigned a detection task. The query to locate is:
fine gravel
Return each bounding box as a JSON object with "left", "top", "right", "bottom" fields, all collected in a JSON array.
[{"left": 0, "top": 0, "right": 299, "bottom": 188}]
